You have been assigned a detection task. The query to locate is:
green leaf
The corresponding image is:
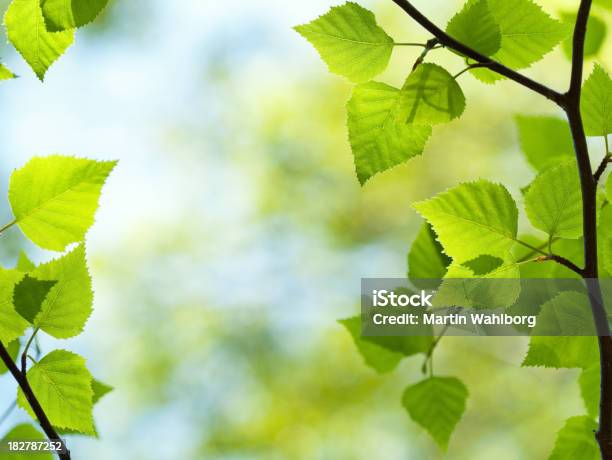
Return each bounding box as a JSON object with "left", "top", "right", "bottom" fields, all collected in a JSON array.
[
  {"left": 4, "top": 0, "right": 75, "bottom": 80},
  {"left": 92, "top": 378, "right": 113, "bottom": 404},
  {"left": 561, "top": 12, "right": 606, "bottom": 59},
  {"left": 0, "top": 268, "right": 29, "bottom": 344},
  {"left": 402, "top": 376, "right": 468, "bottom": 450},
  {"left": 41, "top": 0, "right": 108, "bottom": 31},
  {"left": 487, "top": 0, "right": 569, "bottom": 69},
  {"left": 596, "top": 0, "right": 612, "bottom": 9},
  {"left": 607, "top": 174, "right": 612, "bottom": 202},
  {"left": 16, "top": 252, "right": 35, "bottom": 272},
  {"left": 17, "top": 350, "right": 94, "bottom": 434},
  {"left": 9, "top": 155, "right": 117, "bottom": 251},
  {"left": 531, "top": 292, "right": 595, "bottom": 336},
  {"left": 446, "top": 0, "right": 501, "bottom": 56},
  {"left": 413, "top": 180, "right": 518, "bottom": 263},
  {"left": 339, "top": 316, "right": 403, "bottom": 373},
  {"left": 579, "top": 365, "right": 600, "bottom": 418},
  {"left": 0, "top": 340, "right": 20, "bottom": 375},
  {"left": 461, "top": 255, "right": 504, "bottom": 275},
  {"left": 0, "top": 64, "right": 16, "bottom": 81},
  {"left": 408, "top": 223, "right": 451, "bottom": 287},
  {"left": 470, "top": 0, "right": 569, "bottom": 83},
  {"left": 525, "top": 161, "right": 583, "bottom": 239},
  {"left": 0, "top": 424, "right": 53, "bottom": 460},
  {"left": 515, "top": 116, "right": 574, "bottom": 171},
  {"left": 294, "top": 2, "right": 393, "bottom": 83},
  {"left": 13, "top": 275, "right": 57, "bottom": 324},
  {"left": 581, "top": 64, "right": 612, "bottom": 136},
  {"left": 549, "top": 416, "right": 599, "bottom": 460},
  {"left": 400, "top": 64, "right": 466, "bottom": 125},
  {"left": 523, "top": 336, "right": 599, "bottom": 369},
  {"left": 604, "top": 238, "right": 612, "bottom": 275},
  {"left": 30, "top": 244, "right": 92, "bottom": 338},
  {"left": 347, "top": 81, "right": 431, "bottom": 184}
]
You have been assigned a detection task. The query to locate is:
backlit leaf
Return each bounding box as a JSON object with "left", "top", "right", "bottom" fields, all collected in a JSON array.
[
  {"left": 347, "top": 81, "right": 431, "bottom": 184},
  {"left": 9, "top": 155, "right": 116, "bottom": 251},
  {"left": 400, "top": 64, "right": 466, "bottom": 125},
  {"left": 41, "top": 0, "right": 108, "bottom": 31},
  {"left": 17, "top": 350, "right": 94, "bottom": 434},
  {"left": 408, "top": 223, "right": 451, "bottom": 288},
  {"left": 446, "top": 0, "right": 501, "bottom": 56},
  {"left": 30, "top": 245, "right": 92, "bottom": 339},
  {"left": 413, "top": 180, "right": 518, "bottom": 263},
  {"left": 549, "top": 416, "right": 599, "bottom": 460},
  {"left": 581, "top": 64, "right": 612, "bottom": 136},
  {"left": 294, "top": 2, "right": 394, "bottom": 83},
  {"left": 525, "top": 161, "right": 583, "bottom": 239},
  {"left": 4, "top": 0, "right": 74, "bottom": 80}
]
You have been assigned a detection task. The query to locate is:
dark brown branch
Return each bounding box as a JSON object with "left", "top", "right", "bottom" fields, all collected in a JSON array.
[
  {"left": 0, "top": 342, "right": 70, "bottom": 460},
  {"left": 566, "top": 2, "right": 612, "bottom": 458},
  {"left": 594, "top": 155, "right": 611, "bottom": 184},
  {"left": 390, "top": 0, "right": 566, "bottom": 106},
  {"left": 537, "top": 255, "right": 585, "bottom": 276}
]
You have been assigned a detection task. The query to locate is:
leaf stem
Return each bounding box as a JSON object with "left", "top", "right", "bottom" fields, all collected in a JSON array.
[
  {"left": 453, "top": 64, "right": 488, "bottom": 80},
  {"left": 514, "top": 238, "right": 548, "bottom": 256},
  {"left": 0, "top": 220, "right": 16, "bottom": 235},
  {"left": 394, "top": 42, "right": 429, "bottom": 47},
  {"left": 594, "top": 136, "right": 611, "bottom": 184},
  {"left": 422, "top": 324, "right": 450, "bottom": 376},
  {"left": 21, "top": 327, "right": 39, "bottom": 374}
]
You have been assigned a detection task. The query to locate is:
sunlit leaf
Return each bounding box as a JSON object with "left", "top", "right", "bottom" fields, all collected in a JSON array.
[
  {"left": 9, "top": 155, "right": 117, "bottom": 251},
  {"left": 523, "top": 336, "right": 599, "bottom": 369},
  {"left": 294, "top": 2, "right": 394, "bottom": 83},
  {"left": 347, "top": 81, "right": 431, "bottom": 184},
  {"left": 31, "top": 245, "right": 92, "bottom": 339},
  {"left": 400, "top": 64, "right": 465, "bottom": 125},
  {"left": 413, "top": 180, "right": 518, "bottom": 263},
  {"left": 581, "top": 64, "right": 612, "bottom": 136},
  {"left": 41, "top": 0, "right": 109, "bottom": 31},
  {"left": 446, "top": 0, "right": 501, "bottom": 56},
  {"left": 408, "top": 223, "right": 451, "bottom": 287},
  {"left": 4, "top": 0, "right": 74, "bottom": 80},
  {"left": 17, "top": 350, "right": 94, "bottom": 434},
  {"left": 549, "top": 416, "right": 599, "bottom": 460},
  {"left": 525, "top": 161, "right": 583, "bottom": 239}
]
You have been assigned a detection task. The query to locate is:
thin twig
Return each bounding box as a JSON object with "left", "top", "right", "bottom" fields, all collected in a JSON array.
[
  {"left": 536, "top": 255, "right": 585, "bottom": 276},
  {"left": 594, "top": 156, "right": 611, "bottom": 184},
  {"left": 390, "top": 0, "right": 566, "bottom": 106},
  {"left": 0, "top": 221, "right": 16, "bottom": 236}
]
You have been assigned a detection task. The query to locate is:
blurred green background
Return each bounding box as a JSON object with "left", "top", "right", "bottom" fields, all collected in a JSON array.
[{"left": 0, "top": 0, "right": 610, "bottom": 458}]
